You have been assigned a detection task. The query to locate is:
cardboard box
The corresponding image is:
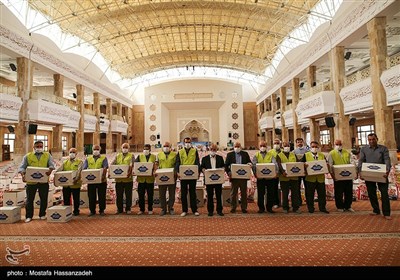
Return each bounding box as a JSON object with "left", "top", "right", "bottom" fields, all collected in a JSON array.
[
  {"left": 231, "top": 164, "right": 251, "bottom": 180},
  {"left": 361, "top": 163, "right": 387, "bottom": 183},
  {"left": 179, "top": 165, "right": 199, "bottom": 180},
  {"left": 282, "top": 162, "right": 305, "bottom": 177},
  {"left": 109, "top": 165, "right": 130, "bottom": 179},
  {"left": 0, "top": 206, "right": 21, "bottom": 223},
  {"left": 79, "top": 190, "right": 89, "bottom": 208},
  {"left": 155, "top": 168, "right": 175, "bottom": 185},
  {"left": 222, "top": 186, "right": 233, "bottom": 207},
  {"left": 333, "top": 164, "right": 357, "bottom": 181},
  {"left": 25, "top": 167, "right": 49, "bottom": 183},
  {"left": 187, "top": 187, "right": 205, "bottom": 208},
  {"left": 204, "top": 168, "right": 225, "bottom": 185},
  {"left": 47, "top": 205, "right": 72, "bottom": 222},
  {"left": 53, "top": 171, "right": 77, "bottom": 187},
  {"left": 153, "top": 187, "right": 169, "bottom": 208},
  {"left": 81, "top": 169, "right": 103, "bottom": 184},
  {"left": 306, "top": 160, "right": 328, "bottom": 176},
  {"left": 34, "top": 188, "right": 54, "bottom": 209},
  {"left": 3, "top": 190, "right": 25, "bottom": 206},
  {"left": 256, "top": 163, "right": 277, "bottom": 179},
  {"left": 133, "top": 162, "right": 154, "bottom": 177}
]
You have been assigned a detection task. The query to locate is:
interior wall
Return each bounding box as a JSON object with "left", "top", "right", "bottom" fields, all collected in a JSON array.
[{"left": 243, "top": 102, "right": 258, "bottom": 149}]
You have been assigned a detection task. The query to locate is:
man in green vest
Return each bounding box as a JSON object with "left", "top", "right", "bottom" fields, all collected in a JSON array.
[
  {"left": 176, "top": 137, "right": 201, "bottom": 217},
  {"left": 111, "top": 143, "right": 134, "bottom": 214},
  {"left": 82, "top": 144, "right": 109, "bottom": 216},
  {"left": 55, "top": 147, "right": 83, "bottom": 216},
  {"left": 302, "top": 141, "right": 329, "bottom": 214},
  {"left": 251, "top": 140, "right": 277, "bottom": 213},
  {"left": 268, "top": 138, "right": 282, "bottom": 208},
  {"left": 327, "top": 139, "right": 355, "bottom": 213},
  {"left": 276, "top": 141, "right": 301, "bottom": 214},
  {"left": 18, "top": 140, "right": 55, "bottom": 223},
  {"left": 135, "top": 144, "right": 156, "bottom": 215},
  {"left": 155, "top": 141, "right": 177, "bottom": 216}
]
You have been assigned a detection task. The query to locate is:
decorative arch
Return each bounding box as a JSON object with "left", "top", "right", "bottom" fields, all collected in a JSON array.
[{"left": 179, "top": 119, "right": 209, "bottom": 143}]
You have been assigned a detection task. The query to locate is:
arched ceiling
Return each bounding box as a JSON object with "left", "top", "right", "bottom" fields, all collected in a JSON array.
[{"left": 27, "top": 0, "right": 320, "bottom": 79}]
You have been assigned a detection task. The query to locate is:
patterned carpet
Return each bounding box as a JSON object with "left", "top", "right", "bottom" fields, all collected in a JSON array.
[{"left": 1, "top": 200, "right": 399, "bottom": 268}]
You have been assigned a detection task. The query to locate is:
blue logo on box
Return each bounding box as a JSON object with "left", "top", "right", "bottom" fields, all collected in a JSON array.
[
  {"left": 183, "top": 169, "right": 195, "bottom": 176},
  {"left": 236, "top": 169, "right": 247, "bottom": 176},
  {"left": 290, "top": 166, "right": 301, "bottom": 173},
  {"left": 0, "top": 213, "right": 8, "bottom": 220},
  {"left": 159, "top": 175, "right": 170, "bottom": 182},
  {"left": 5, "top": 200, "right": 13, "bottom": 206},
  {"left": 260, "top": 168, "right": 272, "bottom": 175},
  {"left": 138, "top": 165, "right": 148, "bottom": 172},
  {"left": 367, "top": 165, "right": 381, "bottom": 170},
  {"left": 58, "top": 176, "right": 68, "bottom": 183},
  {"left": 79, "top": 199, "right": 85, "bottom": 206},
  {"left": 311, "top": 164, "right": 323, "bottom": 171},
  {"left": 50, "top": 212, "right": 61, "bottom": 220},
  {"left": 209, "top": 174, "right": 221, "bottom": 181},
  {"left": 30, "top": 172, "right": 43, "bottom": 179},
  {"left": 339, "top": 170, "right": 352, "bottom": 177},
  {"left": 113, "top": 168, "right": 124, "bottom": 175},
  {"left": 85, "top": 174, "right": 96, "bottom": 181}
]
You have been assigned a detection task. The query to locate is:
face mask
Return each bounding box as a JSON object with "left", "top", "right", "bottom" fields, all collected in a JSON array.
[
  {"left": 69, "top": 153, "right": 76, "bottom": 159},
  {"left": 273, "top": 144, "right": 280, "bottom": 150},
  {"left": 210, "top": 151, "right": 216, "bottom": 157},
  {"left": 335, "top": 145, "right": 342, "bottom": 151},
  {"left": 311, "top": 148, "right": 318, "bottom": 154},
  {"left": 35, "top": 148, "right": 43, "bottom": 154},
  {"left": 283, "top": 147, "right": 290, "bottom": 153},
  {"left": 122, "top": 148, "right": 129, "bottom": 154},
  {"left": 184, "top": 143, "right": 191, "bottom": 149},
  {"left": 93, "top": 150, "right": 100, "bottom": 156},
  {"left": 163, "top": 147, "right": 170, "bottom": 153},
  {"left": 260, "top": 147, "right": 266, "bottom": 152},
  {"left": 143, "top": 149, "right": 150, "bottom": 156},
  {"left": 234, "top": 147, "right": 241, "bottom": 153}
]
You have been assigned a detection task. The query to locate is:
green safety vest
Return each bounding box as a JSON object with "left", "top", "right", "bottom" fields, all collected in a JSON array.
[
  {"left": 157, "top": 152, "right": 177, "bottom": 169},
  {"left": 114, "top": 153, "right": 133, "bottom": 183},
  {"left": 255, "top": 151, "right": 273, "bottom": 163},
  {"left": 62, "top": 158, "right": 82, "bottom": 189},
  {"left": 305, "top": 152, "right": 326, "bottom": 183},
  {"left": 277, "top": 151, "right": 298, "bottom": 181},
  {"left": 329, "top": 149, "right": 351, "bottom": 165},
  {"left": 26, "top": 152, "right": 50, "bottom": 184},
  {"left": 178, "top": 148, "right": 196, "bottom": 165},
  {"left": 87, "top": 155, "right": 106, "bottom": 183},
  {"left": 137, "top": 154, "right": 156, "bottom": 183}
]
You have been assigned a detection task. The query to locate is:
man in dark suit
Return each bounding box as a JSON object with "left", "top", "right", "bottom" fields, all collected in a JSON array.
[
  {"left": 201, "top": 143, "right": 225, "bottom": 216},
  {"left": 224, "top": 141, "right": 252, "bottom": 213}
]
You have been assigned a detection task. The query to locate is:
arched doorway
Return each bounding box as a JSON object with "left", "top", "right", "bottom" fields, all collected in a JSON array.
[{"left": 179, "top": 120, "right": 209, "bottom": 143}]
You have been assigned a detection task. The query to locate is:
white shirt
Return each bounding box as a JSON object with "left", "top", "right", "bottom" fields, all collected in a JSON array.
[{"left": 210, "top": 155, "right": 216, "bottom": 169}]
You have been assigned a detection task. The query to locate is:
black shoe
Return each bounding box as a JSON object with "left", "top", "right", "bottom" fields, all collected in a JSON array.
[
  {"left": 320, "top": 209, "right": 329, "bottom": 214},
  {"left": 242, "top": 209, "right": 248, "bottom": 213},
  {"left": 266, "top": 209, "right": 275, "bottom": 214},
  {"left": 208, "top": 213, "right": 213, "bottom": 217},
  {"left": 230, "top": 209, "right": 236, "bottom": 213},
  {"left": 73, "top": 212, "right": 79, "bottom": 216},
  {"left": 257, "top": 210, "right": 265, "bottom": 213},
  {"left": 308, "top": 209, "right": 315, "bottom": 213},
  {"left": 100, "top": 212, "right": 106, "bottom": 216},
  {"left": 217, "top": 212, "right": 224, "bottom": 216},
  {"left": 88, "top": 212, "right": 95, "bottom": 217}
]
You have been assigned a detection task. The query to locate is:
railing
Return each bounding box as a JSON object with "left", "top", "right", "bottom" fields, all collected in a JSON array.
[
  {"left": 299, "top": 81, "right": 332, "bottom": 99},
  {"left": 30, "top": 90, "right": 68, "bottom": 106},
  {"left": 0, "top": 85, "right": 17, "bottom": 96}
]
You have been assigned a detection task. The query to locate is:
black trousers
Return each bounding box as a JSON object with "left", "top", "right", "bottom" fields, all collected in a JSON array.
[
  {"left": 271, "top": 178, "right": 280, "bottom": 206},
  {"left": 365, "top": 181, "right": 391, "bottom": 216},
  {"left": 280, "top": 180, "right": 301, "bottom": 211},
  {"left": 206, "top": 184, "right": 223, "bottom": 214},
  {"left": 256, "top": 178, "right": 275, "bottom": 211},
  {"left": 180, "top": 179, "right": 198, "bottom": 213},
  {"left": 25, "top": 183, "right": 49, "bottom": 219},
  {"left": 115, "top": 181, "right": 133, "bottom": 213},
  {"left": 333, "top": 179, "right": 353, "bottom": 210},
  {"left": 305, "top": 181, "right": 327, "bottom": 212},
  {"left": 62, "top": 187, "right": 81, "bottom": 214},
  {"left": 88, "top": 182, "right": 107, "bottom": 214},
  {"left": 137, "top": 182, "right": 154, "bottom": 212}
]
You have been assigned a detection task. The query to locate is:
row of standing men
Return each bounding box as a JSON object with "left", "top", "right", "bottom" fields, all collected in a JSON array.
[{"left": 18, "top": 133, "right": 392, "bottom": 222}]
